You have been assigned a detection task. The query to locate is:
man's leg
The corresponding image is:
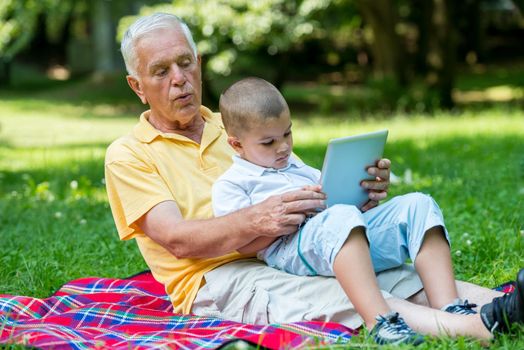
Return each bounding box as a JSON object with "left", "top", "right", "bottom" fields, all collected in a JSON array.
[
  {"left": 387, "top": 297, "right": 493, "bottom": 339},
  {"left": 409, "top": 280, "right": 504, "bottom": 308},
  {"left": 333, "top": 227, "right": 390, "bottom": 328}
]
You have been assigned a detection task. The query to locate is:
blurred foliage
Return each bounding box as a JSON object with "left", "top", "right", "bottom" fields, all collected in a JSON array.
[
  {"left": 0, "top": 0, "right": 77, "bottom": 60},
  {"left": 120, "top": 0, "right": 362, "bottom": 78}
]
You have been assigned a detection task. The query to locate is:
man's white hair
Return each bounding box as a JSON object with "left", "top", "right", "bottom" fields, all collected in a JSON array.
[{"left": 121, "top": 12, "right": 198, "bottom": 77}]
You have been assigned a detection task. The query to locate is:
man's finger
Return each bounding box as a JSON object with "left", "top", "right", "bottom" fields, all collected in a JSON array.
[
  {"left": 368, "top": 190, "right": 387, "bottom": 201},
  {"left": 377, "top": 158, "right": 391, "bottom": 169},
  {"left": 280, "top": 213, "right": 307, "bottom": 227},
  {"left": 361, "top": 199, "right": 379, "bottom": 212},
  {"left": 362, "top": 180, "right": 389, "bottom": 191},
  {"left": 367, "top": 167, "right": 390, "bottom": 181},
  {"left": 283, "top": 199, "right": 326, "bottom": 214},
  {"left": 281, "top": 189, "right": 326, "bottom": 202}
]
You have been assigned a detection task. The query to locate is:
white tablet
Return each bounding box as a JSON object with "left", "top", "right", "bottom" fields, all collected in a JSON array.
[{"left": 320, "top": 129, "right": 388, "bottom": 208}]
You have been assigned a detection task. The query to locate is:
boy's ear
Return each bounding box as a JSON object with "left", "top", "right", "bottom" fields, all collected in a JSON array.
[
  {"left": 227, "top": 136, "right": 243, "bottom": 153},
  {"left": 126, "top": 75, "right": 148, "bottom": 105}
]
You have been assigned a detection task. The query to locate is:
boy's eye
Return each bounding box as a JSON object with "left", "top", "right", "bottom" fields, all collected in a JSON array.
[
  {"left": 261, "top": 140, "right": 274, "bottom": 146},
  {"left": 284, "top": 130, "right": 292, "bottom": 137}
]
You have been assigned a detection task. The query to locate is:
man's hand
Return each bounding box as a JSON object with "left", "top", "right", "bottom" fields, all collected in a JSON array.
[
  {"left": 360, "top": 158, "right": 391, "bottom": 212},
  {"left": 248, "top": 187, "right": 326, "bottom": 237}
]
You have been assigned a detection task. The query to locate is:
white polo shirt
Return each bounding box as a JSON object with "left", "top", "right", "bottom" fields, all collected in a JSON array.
[{"left": 212, "top": 155, "right": 321, "bottom": 216}]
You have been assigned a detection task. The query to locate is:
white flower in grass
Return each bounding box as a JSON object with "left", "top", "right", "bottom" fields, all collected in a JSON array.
[
  {"left": 466, "top": 239, "right": 472, "bottom": 246},
  {"left": 79, "top": 219, "right": 87, "bottom": 225},
  {"left": 54, "top": 212, "right": 63, "bottom": 219},
  {"left": 520, "top": 230, "right": 524, "bottom": 238},
  {"left": 101, "top": 178, "right": 106, "bottom": 185},
  {"left": 455, "top": 250, "right": 462, "bottom": 256},
  {"left": 462, "top": 232, "right": 469, "bottom": 238},
  {"left": 70, "top": 180, "right": 78, "bottom": 190}
]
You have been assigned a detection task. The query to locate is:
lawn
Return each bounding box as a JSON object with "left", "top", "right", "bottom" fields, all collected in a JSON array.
[{"left": 0, "top": 73, "right": 523, "bottom": 349}]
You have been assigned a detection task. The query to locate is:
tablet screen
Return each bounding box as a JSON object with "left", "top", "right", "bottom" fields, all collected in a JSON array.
[{"left": 320, "top": 129, "right": 388, "bottom": 208}]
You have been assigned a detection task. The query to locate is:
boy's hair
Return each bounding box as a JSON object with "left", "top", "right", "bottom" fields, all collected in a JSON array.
[{"left": 219, "top": 77, "right": 289, "bottom": 136}]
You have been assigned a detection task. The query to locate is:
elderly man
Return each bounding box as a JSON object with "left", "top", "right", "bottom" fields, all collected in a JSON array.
[{"left": 105, "top": 12, "right": 523, "bottom": 345}]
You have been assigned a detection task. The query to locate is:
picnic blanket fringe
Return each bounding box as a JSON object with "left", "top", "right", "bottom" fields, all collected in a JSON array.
[{"left": 0, "top": 271, "right": 356, "bottom": 349}]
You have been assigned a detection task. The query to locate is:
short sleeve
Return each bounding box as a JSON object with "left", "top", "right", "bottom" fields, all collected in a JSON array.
[
  {"left": 105, "top": 159, "right": 173, "bottom": 240},
  {"left": 211, "top": 179, "right": 252, "bottom": 217}
]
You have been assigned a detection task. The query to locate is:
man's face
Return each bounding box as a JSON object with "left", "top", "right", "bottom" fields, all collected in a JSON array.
[
  {"left": 233, "top": 111, "right": 294, "bottom": 169},
  {"left": 128, "top": 26, "right": 202, "bottom": 127}
]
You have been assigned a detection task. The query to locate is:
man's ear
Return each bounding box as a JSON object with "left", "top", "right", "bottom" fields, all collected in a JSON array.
[
  {"left": 126, "top": 75, "right": 148, "bottom": 105},
  {"left": 227, "top": 136, "right": 243, "bottom": 154}
]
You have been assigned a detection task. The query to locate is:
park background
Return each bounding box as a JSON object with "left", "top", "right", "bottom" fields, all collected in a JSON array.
[{"left": 0, "top": 0, "right": 523, "bottom": 348}]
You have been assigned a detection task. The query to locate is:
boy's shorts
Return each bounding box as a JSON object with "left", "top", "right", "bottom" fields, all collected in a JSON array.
[{"left": 261, "top": 192, "right": 450, "bottom": 275}]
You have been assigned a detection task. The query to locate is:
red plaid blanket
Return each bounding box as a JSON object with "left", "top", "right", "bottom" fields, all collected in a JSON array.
[{"left": 0, "top": 271, "right": 356, "bottom": 349}]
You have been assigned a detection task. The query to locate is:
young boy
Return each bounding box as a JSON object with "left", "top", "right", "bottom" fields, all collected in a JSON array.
[{"left": 212, "top": 77, "right": 524, "bottom": 345}]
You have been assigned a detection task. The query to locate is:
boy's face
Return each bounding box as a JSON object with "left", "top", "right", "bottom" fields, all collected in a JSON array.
[{"left": 229, "top": 111, "right": 293, "bottom": 169}]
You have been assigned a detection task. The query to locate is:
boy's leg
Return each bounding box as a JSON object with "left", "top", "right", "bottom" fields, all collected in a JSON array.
[
  {"left": 265, "top": 204, "right": 395, "bottom": 327},
  {"left": 414, "top": 226, "right": 459, "bottom": 308},
  {"left": 333, "top": 227, "right": 390, "bottom": 327},
  {"left": 364, "top": 192, "right": 459, "bottom": 308}
]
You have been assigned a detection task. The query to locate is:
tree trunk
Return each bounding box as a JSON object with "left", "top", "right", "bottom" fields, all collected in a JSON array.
[
  {"left": 425, "top": 0, "right": 457, "bottom": 109},
  {"left": 201, "top": 59, "right": 219, "bottom": 108},
  {"left": 91, "top": 0, "right": 117, "bottom": 79},
  {"left": 0, "top": 59, "right": 11, "bottom": 87},
  {"left": 356, "top": 0, "right": 408, "bottom": 86}
]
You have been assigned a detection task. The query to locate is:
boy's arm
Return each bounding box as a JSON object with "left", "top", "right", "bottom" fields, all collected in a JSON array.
[
  {"left": 213, "top": 179, "right": 279, "bottom": 254},
  {"left": 212, "top": 178, "right": 252, "bottom": 217}
]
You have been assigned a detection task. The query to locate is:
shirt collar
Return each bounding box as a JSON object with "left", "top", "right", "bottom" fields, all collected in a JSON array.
[
  {"left": 232, "top": 154, "right": 305, "bottom": 177},
  {"left": 133, "top": 106, "right": 223, "bottom": 144}
]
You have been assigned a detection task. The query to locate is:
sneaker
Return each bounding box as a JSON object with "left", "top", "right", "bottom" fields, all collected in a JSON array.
[
  {"left": 480, "top": 268, "right": 524, "bottom": 333},
  {"left": 371, "top": 311, "right": 425, "bottom": 346},
  {"left": 441, "top": 298, "right": 478, "bottom": 315}
]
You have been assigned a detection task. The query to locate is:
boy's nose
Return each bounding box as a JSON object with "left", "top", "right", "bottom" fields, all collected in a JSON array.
[{"left": 278, "top": 142, "right": 290, "bottom": 153}]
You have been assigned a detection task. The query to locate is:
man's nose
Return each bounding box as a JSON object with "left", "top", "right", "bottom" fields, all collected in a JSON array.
[{"left": 170, "top": 65, "right": 186, "bottom": 86}]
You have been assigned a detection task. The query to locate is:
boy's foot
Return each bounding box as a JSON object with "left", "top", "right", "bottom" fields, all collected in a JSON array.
[
  {"left": 371, "top": 312, "right": 425, "bottom": 346},
  {"left": 480, "top": 268, "right": 524, "bottom": 333},
  {"left": 441, "top": 298, "right": 477, "bottom": 315}
]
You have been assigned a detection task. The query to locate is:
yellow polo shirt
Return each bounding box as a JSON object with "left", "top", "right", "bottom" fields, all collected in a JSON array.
[{"left": 105, "top": 106, "right": 246, "bottom": 313}]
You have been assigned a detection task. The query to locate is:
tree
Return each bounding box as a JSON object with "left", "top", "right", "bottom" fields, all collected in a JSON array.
[
  {"left": 121, "top": 0, "right": 344, "bottom": 102},
  {"left": 0, "top": 0, "right": 73, "bottom": 86}
]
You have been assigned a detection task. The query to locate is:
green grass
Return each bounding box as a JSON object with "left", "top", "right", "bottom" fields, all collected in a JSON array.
[{"left": 0, "top": 74, "right": 523, "bottom": 349}]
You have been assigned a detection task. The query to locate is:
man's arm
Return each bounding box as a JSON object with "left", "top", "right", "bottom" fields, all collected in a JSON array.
[
  {"left": 360, "top": 158, "right": 391, "bottom": 212},
  {"left": 137, "top": 188, "right": 325, "bottom": 259}
]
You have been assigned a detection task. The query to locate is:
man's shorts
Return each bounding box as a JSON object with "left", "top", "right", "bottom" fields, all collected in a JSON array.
[{"left": 191, "top": 258, "right": 422, "bottom": 330}]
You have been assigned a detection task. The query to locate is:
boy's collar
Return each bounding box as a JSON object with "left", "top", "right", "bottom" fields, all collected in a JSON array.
[{"left": 232, "top": 154, "right": 305, "bottom": 176}]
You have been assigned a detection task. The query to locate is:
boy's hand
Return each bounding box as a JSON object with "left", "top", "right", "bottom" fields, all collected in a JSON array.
[{"left": 361, "top": 158, "right": 391, "bottom": 212}]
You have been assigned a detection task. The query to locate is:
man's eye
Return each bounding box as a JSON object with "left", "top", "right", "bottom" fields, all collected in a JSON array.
[
  {"left": 155, "top": 69, "right": 167, "bottom": 76},
  {"left": 180, "top": 59, "right": 192, "bottom": 67}
]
